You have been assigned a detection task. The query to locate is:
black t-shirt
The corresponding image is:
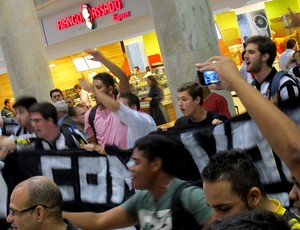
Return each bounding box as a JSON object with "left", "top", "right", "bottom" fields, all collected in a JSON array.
[{"left": 174, "top": 111, "right": 227, "bottom": 128}]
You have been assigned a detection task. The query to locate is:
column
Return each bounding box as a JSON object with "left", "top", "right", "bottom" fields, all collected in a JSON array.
[
  {"left": 148, "top": 0, "right": 236, "bottom": 117},
  {"left": 0, "top": 0, "right": 54, "bottom": 102}
]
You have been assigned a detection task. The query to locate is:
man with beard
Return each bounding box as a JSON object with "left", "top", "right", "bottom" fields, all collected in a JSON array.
[{"left": 244, "top": 36, "right": 299, "bottom": 108}]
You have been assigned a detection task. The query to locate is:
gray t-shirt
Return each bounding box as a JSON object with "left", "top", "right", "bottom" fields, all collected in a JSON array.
[{"left": 122, "top": 178, "right": 212, "bottom": 229}]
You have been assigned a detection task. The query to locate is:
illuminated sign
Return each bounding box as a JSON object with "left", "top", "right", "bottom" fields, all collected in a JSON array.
[{"left": 56, "top": 0, "right": 131, "bottom": 30}]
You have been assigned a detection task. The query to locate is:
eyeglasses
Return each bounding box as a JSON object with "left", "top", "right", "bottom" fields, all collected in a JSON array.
[
  {"left": 31, "top": 118, "right": 44, "bottom": 124},
  {"left": 9, "top": 205, "right": 49, "bottom": 216}
]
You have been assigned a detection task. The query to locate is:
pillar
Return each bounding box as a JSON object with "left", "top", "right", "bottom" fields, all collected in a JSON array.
[
  {"left": 147, "top": 0, "right": 236, "bottom": 117},
  {"left": 0, "top": 0, "right": 54, "bottom": 102}
]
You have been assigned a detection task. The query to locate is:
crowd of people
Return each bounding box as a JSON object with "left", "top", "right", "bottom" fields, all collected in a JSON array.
[{"left": 2, "top": 28, "right": 300, "bottom": 229}]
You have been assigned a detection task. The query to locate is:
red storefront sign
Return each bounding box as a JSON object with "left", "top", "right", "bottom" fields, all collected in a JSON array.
[{"left": 56, "top": 0, "right": 131, "bottom": 30}]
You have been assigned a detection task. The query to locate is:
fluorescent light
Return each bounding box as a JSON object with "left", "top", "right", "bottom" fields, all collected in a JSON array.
[
  {"left": 84, "top": 55, "right": 102, "bottom": 69},
  {"left": 72, "top": 57, "right": 89, "bottom": 72}
]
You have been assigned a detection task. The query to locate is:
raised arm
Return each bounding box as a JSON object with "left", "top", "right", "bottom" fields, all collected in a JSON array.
[
  {"left": 197, "top": 56, "right": 300, "bottom": 183},
  {"left": 85, "top": 49, "right": 131, "bottom": 94},
  {"left": 63, "top": 206, "right": 136, "bottom": 230}
]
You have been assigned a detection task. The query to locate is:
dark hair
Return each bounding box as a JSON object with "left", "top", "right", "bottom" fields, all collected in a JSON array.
[
  {"left": 177, "top": 82, "right": 204, "bottom": 105},
  {"left": 13, "top": 96, "right": 37, "bottom": 110},
  {"left": 293, "top": 50, "right": 300, "bottom": 58},
  {"left": 145, "top": 66, "right": 151, "bottom": 72},
  {"left": 29, "top": 102, "right": 58, "bottom": 124},
  {"left": 286, "top": 38, "right": 297, "bottom": 49},
  {"left": 74, "top": 84, "right": 82, "bottom": 90},
  {"left": 246, "top": 36, "right": 277, "bottom": 67},
  {"left": 27, "top": 178, "right": 63, "bottom": 219},
  {"left": 147, "top": 75, "right": 159, "bottom": 87},
  {"left": 204, "top": 210, "right": 290, "bottom": 230},
  {"left": 241, "top": 50, "right": 246, "bottom": 61},
  {"left": 134, "top": 66, "right": 140, "bottom": 71},
  {"left": 93, "top": 72, "right": 115, "bottom": 88},
  {"left": 119, "top": 93, "right": 140, "bottom": 111},
  {"left": 4, "top": 99, "right": 11, "bottom": 105},
  {"left": 133, "top": 134, "right": 184, "bottom": 176},
  {"left": 201, "top": 150, "right": 266, "bottom": 203},
  {"left": 49, "top": 88, "right": 63, "bottom": 98}
]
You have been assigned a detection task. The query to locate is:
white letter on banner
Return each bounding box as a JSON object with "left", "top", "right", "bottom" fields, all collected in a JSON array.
[
  {"left": 40, "top": 156, "right": 74, "bottom": 201},
  {"left": 106, "top": 155, "right": 132, "bottom": 204},
  {"left": 0, "top": 161, "right": 8, "bottom": 218},
  {"left": 78, "top": 156, "right": 108, "bottom": 203}
]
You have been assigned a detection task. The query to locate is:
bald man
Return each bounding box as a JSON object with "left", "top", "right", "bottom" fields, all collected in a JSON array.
[{"left": 7, "top": 176, "right": 78, "bottom": 230}]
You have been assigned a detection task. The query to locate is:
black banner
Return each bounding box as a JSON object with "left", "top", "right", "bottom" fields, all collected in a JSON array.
[{"left": 0, "top": 149, "right": 135, "bottom": 229}]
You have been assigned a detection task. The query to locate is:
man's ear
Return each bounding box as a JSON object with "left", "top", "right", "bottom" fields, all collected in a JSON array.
[
  {"left": 261, "top": 53, "right": 270, "bottom": 63},
  {"left": 151, "top": 157, "right": 162, "bottom": 172},
  {"left": 195, "top": 96, "right": 201, "bottom": 104},
  {"left": 108, "top": 85, "right": 114, "bottom": 95},
  {"left": 35, "top": 206, "right": 46, "bottom": 223},
  {"left": 247, "top": 187, "right": 261, "bottom": 209}
]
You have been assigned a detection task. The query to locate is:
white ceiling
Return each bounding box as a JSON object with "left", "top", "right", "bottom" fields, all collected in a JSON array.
[{"left": 36, "top": 0, "right": 268, "bottom": 19}]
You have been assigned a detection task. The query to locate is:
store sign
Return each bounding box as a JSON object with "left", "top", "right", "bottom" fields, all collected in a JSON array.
[{"left": 56, "top": 0, "right": 130, "bottom": 30}]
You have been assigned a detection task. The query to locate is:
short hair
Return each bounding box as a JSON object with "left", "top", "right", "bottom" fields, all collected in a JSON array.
[
  {"left": 201, "top": 150, "right": 266, "bottom": 203},
  {"left": 53, "top": 101, "right": 69, "bottom": 113},
  {"left": 145, "top": 66, "right": 151, "bottom": 72},
  {"left": 4, "top": 99, "right": 11, "bottom": 105},
  {"left": 134, "top": 66, "right": 140, "bottom": 71},
  {"left": 205, "top": 210, "right": 290, "bottom": 230},
  {"left": 49, "top": 88, "right": 63, "bottom": 98},
  {"left": 93, "top": 72, "right": 115, "bottom": 88},
  {"left": 26, "top": 177, "right": 63, "bottom": 219},
  {"left": 286, "top": 38, "right": 297, "bottom": 49},
  {"left": 246, "top": 36, "right": 277, "bottom": 67},
  {"left": 177, "top": 82, "right": 204, "bottom": 105},
  {"left": 119, "top": 93, "right": 140, "bottom": 111},
  {"left": 293, "top": 50, "right": 300, "bottom": 58},
  {"left": 147, "top": 75, "right": 159, "bottom": 87},
  {"left": 29, "top": 102, "right": 58, "bottom": 124},
  {"left": 74, "top": 84, "right": 82, "bottom": 90},
  {"left": 13, "top": 96, "right": 37, "bottom": 110},
  {"left": 133, "top": 134, "right": 184, "bottom": 176}
]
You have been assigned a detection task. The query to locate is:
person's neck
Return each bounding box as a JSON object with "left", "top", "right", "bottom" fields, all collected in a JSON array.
[
  {"left": 43, "top": 127, "right": 60, "bottom": 142},
  {"left": 253, "top": 66, "right": 273, "bottom": 84},
  {"left": 43, "top": 220, "right": 67, "bottom": 230},
  {"left": 189, "top": 107, "right": 207, "bottom": 123},
  {"left": 258, "top": 198, "right": 278, "bottom": 213},
  {"left": 149, "top": 174, "right": 174, "bottom": 201},
  {"left": 25, "top": 124, "right": 34, "bottom": 134}
]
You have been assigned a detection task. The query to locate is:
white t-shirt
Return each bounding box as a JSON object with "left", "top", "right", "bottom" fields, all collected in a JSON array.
[{"left": 114, "top": 103, "right": 157, "bottom": 148}]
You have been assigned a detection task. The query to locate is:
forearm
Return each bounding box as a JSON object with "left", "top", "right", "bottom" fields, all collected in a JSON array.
[
  {"left": 232, "top": 80, "right": 300, "bottom": 176},
  {"left": 92, "top": 88, "right": 120, "bottom": 112},
  {"left": 97, "top": 55, "right": 130, "bottom": 94}
]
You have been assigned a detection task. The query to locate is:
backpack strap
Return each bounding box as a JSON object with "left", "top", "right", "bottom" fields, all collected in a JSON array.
[
  {"left": 171, "top": 181, "right": 201, "bottom": 230},
  {"left": 269, "top": 71, "right": 289, "bottom": 98},
  {"left": 60, "top": 125, "right": 86, "bottom": 149},
  {"left": 88, "top": 106, "right": 98, "bottom": 141}
]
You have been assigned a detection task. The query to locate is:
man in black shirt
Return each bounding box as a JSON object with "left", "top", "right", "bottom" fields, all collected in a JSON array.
[{"left": 175, "top": 81, "right": 227, "bottom": 128}]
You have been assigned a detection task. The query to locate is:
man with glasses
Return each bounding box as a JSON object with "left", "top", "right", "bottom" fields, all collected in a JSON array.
[
  {"left": 0, "top": 102, "right": 86, "bottom": 152},
  {"left": 7, "top": 176, "right": 78, "bottom": 229}
]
